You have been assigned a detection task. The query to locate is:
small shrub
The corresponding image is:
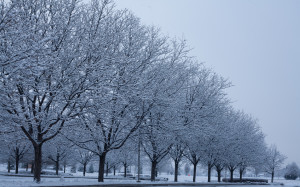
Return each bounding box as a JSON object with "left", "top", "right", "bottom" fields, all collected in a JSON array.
[
  {"left": 284, "top": 162, "right": 299, "bottom": 180},
  {"left": 284, "top": 174, "right": 298, "bottom": 180}
]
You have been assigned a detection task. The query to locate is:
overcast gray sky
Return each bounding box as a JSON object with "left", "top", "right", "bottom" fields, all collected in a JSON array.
[{"left": 114, "top": 0, "right": 300, "bottom": 165}]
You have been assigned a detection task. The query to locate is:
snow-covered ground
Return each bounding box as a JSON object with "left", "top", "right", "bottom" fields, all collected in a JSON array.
[
  {"left": 272, "top": 178, "right": 300, "bottom": 187},
  {"left": 1, "top": 173, "right": 300, "bottom": 187},
  {"left": 0, "top": 164, "right": 300, "bottom": 187}
]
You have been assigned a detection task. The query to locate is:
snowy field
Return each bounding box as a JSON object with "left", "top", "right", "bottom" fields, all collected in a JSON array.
[
  {"left": 0, "top": 173, "right": 300, "bottom": 187},
  {"left": 0, "top": 164, "right": 300, "bottom": 187}
]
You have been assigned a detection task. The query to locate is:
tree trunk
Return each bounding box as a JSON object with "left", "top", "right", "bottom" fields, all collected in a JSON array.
[
  {"left": 151, "top": 160, "right": 157, "bottom": 181},
  {"left": 271, "top": 171, "right": 274, "bottom": 183},
  {"left": 15, "top": 147, "right": 19, "bottom": 174},
  {"left": 33, "top": 145, "right": 42, "bottom": 182},
  {"left": 230, "top": 168, "right": 234, "bottom": 182},
  {"left": 239, "top": 168, "right": 243, "bottom": 181},
  {"left": 124, "top": 163, "right": 127, "bottom": 177},
  {"left": 174, "top": 160, "right": 179, "bottom": 182},
  {"left": 193, "top": 163, "right": 197, "bottom": 182},
  {"left": 98, "top": 153, "right": 106, "bottom": 182},
  {"left": 31, "top": 160, "right": 34, "bottom": 174},
  {"left": 64, "top": 163, "right": 66, "bottom": 173},
  {"left": 113, "top": 166, "right": 116, "bottom": 176},
  {"left": 208, "top": 163, "right": 211, "bottom": 182},
  {"left": 217, "top": 169, "right": 221, "bottom": 182},
  {"left": 7, "top": 160, "right": 11, "bottom": 173},
  {"left": 106, "top": 162, "right": 109, "bottom": 176},
  {"left": 26, "top": 163, "right": 28, "bottom": 172},
  {"left": 55, "top": 153, "right": 59, "bottom": 175},
  {"left": 83, "top": 163, "right": 86, "bottom": 176}
]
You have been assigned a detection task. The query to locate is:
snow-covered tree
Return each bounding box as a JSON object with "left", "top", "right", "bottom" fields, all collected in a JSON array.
[
  {"left": 141, "top": 40, "right": 192, "bottom": 181},
  {"left": 0, "top": 123, "right": 32, "bottom": 174},
  {"left": 199, "top": 106, "right": 230, "bottom": 182},
  {"left": 169, "top": 138, "right": 186, "bottom": 182},
  {"left": 44, "top": 136, "right": 72, "bottom": 175},
  {"left": 111, "top": 140, "right": 137, "bottom": 177},
  {"left": 222, "top": 110, "right": 247, "bottom": 181},
  {"left": 0, "top": 0, "right": 271, "bottom": 184},
  {"left": 142, "top": 112, "right": 175, "bottom": 181},
  {"left": 0, "top": 0, "right": 91, "bottom": 182},
  {"left": 73, "top": 149, "right": 94, "bottom": 176},
  {"left": 182, "top": 66, "right": 230, "bottom": 182},
  {"left": 184, "top": 140, "right": 202, "bottom": 182},
  {"left": 264, "top": 145, "right": 286, "bottom": 183},
  {"left": 64, "top": 2, "right": 177, "bottom": 182},
  {"left": 234, "top": 113, "right": 265, "bottom": 181},
  {"left": 208, "top": 108, "right": 231, "bottom": 182}
]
